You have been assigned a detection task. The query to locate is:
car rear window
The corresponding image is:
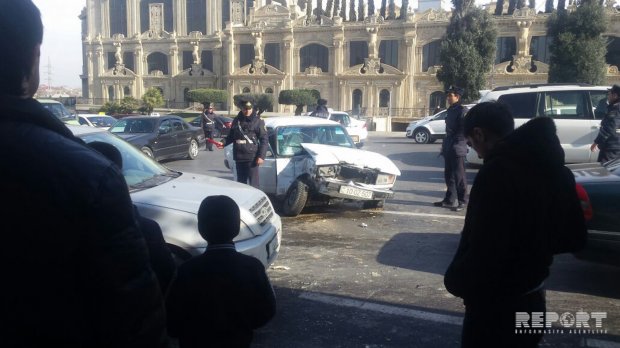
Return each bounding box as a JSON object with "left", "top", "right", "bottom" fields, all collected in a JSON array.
[{"left": 497, "top": 93, "right": 537, "bottom": 119}]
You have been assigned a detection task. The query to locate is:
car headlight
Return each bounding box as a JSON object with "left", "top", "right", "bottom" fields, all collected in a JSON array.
[
  {"left": 376, "top": 173, "right": 396, "bottom": 185},
  {"left": 317, "top": 165, "right": 339, "bottom": 177}
]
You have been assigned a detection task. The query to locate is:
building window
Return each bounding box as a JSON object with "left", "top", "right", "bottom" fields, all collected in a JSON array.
[
  {"left": 422, "top": 40, "right": 441, "bottom": 72},
  {"left": 183, "top": 88, "right": 191, "bottom": 107},
  {"left": 379, "top": 40, "right": 399, "bottom": 68},
  {"left": 140, "top": 0, "right": 173, "bottom": 33},
  {"left": 300, "top": 44, "right": 329, "bottom": 72},
  {"left": 606, "top": 36, "right": 620, "bottom": 68},
  {"left": 202, "top": 51, "right": 213, "bottom": 71},
  {"left": 265, "top": 87, "right": 274, "bottom": 93},
  {"left": 182, "top": 51, "right": 193, "bottom": 70},
  {"left": 124, "top": 52, "right": 135, "bottom": 72},
  {"left": 147, "top": 52, "right": 169, "bottom": 75},
  {"left": 265, "top": 43, "right": 280, "bottom": 70},
  {"left": 242, "top": 87, "right": 251, "bottom": 93},
  {"left": 108, "top": 86, "right": 115, "bottom": 100},
  {"left": 109, "top": 0, "right": 127, "bottom": 36},
  {"left": 429, "top": 91, "right": 446, "bottom": 111},
  {"left": 222, "top": 0, "right": 230, "bottom": 29},
  {"left": 349, "top": 41, "right": 368, "bottom": 67},
  {"left": 187, "top": 0, "right": 207, "bottom": 34},
  {"left": 124, "top": 86, "right": 131, "bottom": 96},
  {"left": 107, "top": 52, "right": 116, "bottom": 70},
  {"left": 352, "top": 89, "right": 363, "bottom": 115},
  {"left": 239, "top": 44, "right": 255, "bottom": 68},
  {"left": 530, "top": 36, "right": 551, "bottom": 64},
  {"left": 379, "top": 89, "right": 390, "bottom": 107},
  {"left": 496, "top": 37, "right": 516, "bottom": 64}
]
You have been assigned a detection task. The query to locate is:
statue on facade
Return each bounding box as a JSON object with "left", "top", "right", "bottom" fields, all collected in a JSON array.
[
  {"left": 114, "top": 42, "right": 123, "bottom": 66},
  {"left": 191, "top": 41, "right": 201, "bottom": 65},
  {"left": 367, "top": 27, "right": 379, "bottom": 59},
  {"left": 252, "top": 32, "right": 264, "bottom": 60}
]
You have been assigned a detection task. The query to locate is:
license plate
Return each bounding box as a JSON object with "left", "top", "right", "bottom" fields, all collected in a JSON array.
[
  {"left": 339, "top": 186, "right": 373, "bottom": 199},
  {"left": 266, "top": 234, "right": 279, "bottom": 258}
]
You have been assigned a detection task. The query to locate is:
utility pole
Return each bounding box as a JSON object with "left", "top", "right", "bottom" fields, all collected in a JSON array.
[{"left": 44, "top": 56, "right": 53, "bottom": 95}]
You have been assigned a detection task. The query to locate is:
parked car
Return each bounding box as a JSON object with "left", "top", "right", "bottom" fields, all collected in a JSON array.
[
  {"left": 69, "top": 125, "right": 282, "bottom": 267},
  {"left": 225, "top": 117, "right": 401, "bottom": 216},
  {"left": 570, "top": 159, "right": 620, "bottom": 266},
  {"left": 36, "top": 98, "right": 79, "bottom": 125},
  {"left": 466, "top": 84, "right": 610, "bottom": 165},
  {"left": 405, "top": 104, "right": 476, "bottom": 144},
  {"left": 109, "top": 115, "right": 205, "bottom": 161},
  {"left": 189, "top": 114, "right": 234, "bottom": 137},
  {"left": 77, "top": 114, "right": 117, "bottom": 129},
  {"left": 307, "top": 109, "right": 368, "bottom": 145}
]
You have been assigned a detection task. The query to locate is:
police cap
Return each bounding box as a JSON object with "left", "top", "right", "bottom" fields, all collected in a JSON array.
[{"left": 445, "top": 86, "right": 464, "bottom": 97}]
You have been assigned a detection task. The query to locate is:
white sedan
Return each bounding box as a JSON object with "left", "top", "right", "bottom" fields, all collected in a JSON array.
[
  {"left": 77, "top": 114, "right": 117, "bottom": 130},
  {"left": 69, "top": 125, "right": 282, "bottom": 267},
  {"left": 225, "top": 117, "right": 400, "bottom": 216},
  {"left": 306, "top": 110, "right": 368, "bottom": 145}
]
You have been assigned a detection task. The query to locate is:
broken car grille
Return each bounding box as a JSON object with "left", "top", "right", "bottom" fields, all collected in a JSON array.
[{"left": 337, "top": 165, "right": 378, "bottom": 184}]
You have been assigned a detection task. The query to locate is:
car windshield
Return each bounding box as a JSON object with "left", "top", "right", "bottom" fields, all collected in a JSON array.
[
  {"left": 275, "top": 125, "right": 354, "bottom": 157},
  {"left": 88, "top": 116, "right": 117, "bottom": 127},
  {"left": 42, "top": 103, "right": 75, "bottom": 122},
  {"left": 110, "top": 118, "right": 157, "bottom": 133},
  {"left": 78, "top": 131, "right": 179, "bottom": 189}
]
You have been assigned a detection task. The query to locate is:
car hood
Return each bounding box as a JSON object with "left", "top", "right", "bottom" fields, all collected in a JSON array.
[
  {"left": 300, "top": 143, "right": 401, "bottom": 175},
  {"left": 131, "top": 172, "right": 265, "bottom": 214}
]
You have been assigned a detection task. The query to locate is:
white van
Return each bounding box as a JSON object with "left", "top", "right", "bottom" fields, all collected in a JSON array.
[{"left": 467, "top": 84, "right": 610, "bottom": 165}]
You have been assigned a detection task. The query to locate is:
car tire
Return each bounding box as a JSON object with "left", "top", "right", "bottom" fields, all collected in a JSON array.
[
  {"left": 281, "top": 179, "right": 308, "bottom": 217},
  {"left": 363, "top": 200, "right": 385, "bottom": 209},
  {"left": 141, "top": 146, "right": 154, "bottom": 158},
  {"left": 413, "top": 129, "right": 431, "bottom": 144},
  {"left": 187, "top": 139, "right": 199, "bottom": 160}
]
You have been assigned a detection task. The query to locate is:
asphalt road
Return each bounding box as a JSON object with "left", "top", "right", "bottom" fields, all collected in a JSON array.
[{"left": 165, "top": 132, "right": 620, "bottom": 348}]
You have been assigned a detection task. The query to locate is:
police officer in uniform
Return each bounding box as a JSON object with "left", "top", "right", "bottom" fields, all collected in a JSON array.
[
  {"left": 201, "top": 102, "right": 217, "bottom": 151},
  {"left": 434, "top": 86, "right": 468, "bottom": 212},
  {"left": 225, "top": 100, "right": 268, "bottom": 188}
]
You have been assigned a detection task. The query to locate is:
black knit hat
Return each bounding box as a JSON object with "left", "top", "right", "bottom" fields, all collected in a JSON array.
[
  {"left": 197, "top": 195, "right": 240, "bottom": 244},
  {"left": 609, "top": 84, "right": 620, "bottom": 96}
]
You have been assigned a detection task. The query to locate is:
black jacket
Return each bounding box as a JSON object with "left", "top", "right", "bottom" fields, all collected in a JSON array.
[
  {"left": 0, "top": 97, "right": 167, "bottom": 347},
  {"left": 444, "top": 117, "right": 586, "bottom": 306},
  {"left": 166, "top": 245, "right": 276, "bottom": 348},
  {"left": 201, "top": 111, "right": 216, "bottom": 132},
  {"left": 594, "top": 101, "right": 620, "bottom": 160},
  {"left": 225, "top": 111, "right": 268, "bottom": 162},
  {"left": 442, "top": 103, "right": 468, "bottom": 157}
]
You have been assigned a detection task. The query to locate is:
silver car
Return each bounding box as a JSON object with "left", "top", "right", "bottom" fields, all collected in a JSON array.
[
  {"left": 69, "top": 125, "right": 282, "bottom": 267},
  {"left": 405, "top": 110, "right": 447, "bottom": 144}
]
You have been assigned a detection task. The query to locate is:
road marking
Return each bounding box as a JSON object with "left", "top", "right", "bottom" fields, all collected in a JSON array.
[
  {"left": 299, "top": 292, "right": 463, "bottom": 326},
  {"left": 381, "top": 210, "right": 466, "bottom": 220}
]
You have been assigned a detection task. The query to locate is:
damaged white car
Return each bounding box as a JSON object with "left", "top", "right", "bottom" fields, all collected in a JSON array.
[{"left": 225, "top": 117, "right": 401, "bottom": 216}]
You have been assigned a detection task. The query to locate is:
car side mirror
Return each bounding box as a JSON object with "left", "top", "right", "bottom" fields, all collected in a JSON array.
[{"left": 355, "top": 142, "right": 364, "bottom": 149}]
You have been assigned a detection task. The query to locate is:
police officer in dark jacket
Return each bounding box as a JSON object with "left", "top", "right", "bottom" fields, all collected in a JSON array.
[
  {"left": 591, "top": 84, "right": 620, "bottom": 162},
  {"left": 225, "top": 100, "right": 269, "bottom": 187},
  {"left": 434, "top": 86, "right": 468, "bottom": 211},
  {"left": 201, "top": 102, "right": 217, "bottom": 151}
]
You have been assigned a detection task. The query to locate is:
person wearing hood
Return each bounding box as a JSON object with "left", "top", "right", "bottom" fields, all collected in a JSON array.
[
  {"left": 311, "top": 98, "right": 330, "bottom": 118},
  {"left": 444, "top": 102, "right": 587, "bottom": 347},
  {"left": 225, "top": 99, "right": 269, "bottom": 187},
  {"left": 591, "top": 84, "right": 620, "bottom": 162}
]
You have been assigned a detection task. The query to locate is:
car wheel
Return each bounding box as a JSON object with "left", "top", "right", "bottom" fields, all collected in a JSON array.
[
  {"left": 362, "top": 200, "right": 385, "bottom": 209},
  {"left": 141, "top": 146, "right": 154, "bottom": 158},
  {"left": 413, "top": 129, "right": 431, "bottom": 144},
  {"left": 187, "top": 139, "right": 199, "bottom": 160},
  {"left": 281, "top": 179, "right": 308, "bottom": 217}
]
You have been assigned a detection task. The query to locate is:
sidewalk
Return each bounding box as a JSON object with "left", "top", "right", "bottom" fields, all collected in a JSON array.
[{"left": 369, "top": 130, "right": 404, "bottom": 138}]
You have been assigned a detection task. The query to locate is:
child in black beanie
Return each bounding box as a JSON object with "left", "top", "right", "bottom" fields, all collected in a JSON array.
[{"left": 166, "top": 195, "right": 276, "bottom": 348}]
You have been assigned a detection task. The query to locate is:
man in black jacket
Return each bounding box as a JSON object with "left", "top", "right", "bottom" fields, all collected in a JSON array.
[
  {"left": 591, "top": 84, "right": 620, "bottom": 162},
  {"left": 201, "top": 102, "right": 217, "bottom": 151},
  {"left": 0, "top": 1, "right": 167, "bottom": 346},
  {"left": 444, "top": 102, "right": 587, "bottom": 347},
  {"left": 434, "top": 86, "right": 468, "bottom": 211},
  {"left": 225, "top": 100, "right": 269, "bottom": 188}
]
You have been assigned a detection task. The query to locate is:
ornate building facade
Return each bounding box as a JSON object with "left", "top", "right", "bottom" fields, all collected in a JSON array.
[{"left": 80, "top": 0, "right": 620, "bottom": 116}]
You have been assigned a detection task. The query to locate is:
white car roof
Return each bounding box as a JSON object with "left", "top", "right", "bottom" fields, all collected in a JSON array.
[
  {"left": 67, "top": 124, "right": 107, "bottom": 136},
  {"left": 481, "top": 85, "right": 609, "bottom": 101},
  {"left": 264, "top": 116, "right": 341, "bottom": 128}
]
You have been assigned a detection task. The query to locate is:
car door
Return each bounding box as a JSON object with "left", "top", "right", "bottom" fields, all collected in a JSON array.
[
  {"left": 428, "top": 110, "right": 447, "bottom": 135},
  {"left": 541, "top": 91, "right": 595, "bottom": 163},
  {"left": 155, "top": 119, "right": 177, "bottom": 158},
  {"left": 172, "top": 118, "right": 191, "bottom": 156}
]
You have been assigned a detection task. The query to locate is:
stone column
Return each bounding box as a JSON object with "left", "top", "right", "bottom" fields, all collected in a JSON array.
[
  {"left": 87, "top": 50, "right": 94, "bottom": 98},
  {"left": 404, "top": 36, "right": 416, "bottom": 108},
  {"left": 173, "top": 0, "right": 187, "bottom": 36},
  {"left": 101, "top": 0, "right": 110, "bottom": 37},
  {"left": 170, "top": 45, "right": 180, "bottom": 76},
  {"left": 135, "top": 46, "right": 144, "bottom": 97},
  {"left": 283, "top": 38, "right": 294, "bottom": 90},
  {"left": 126, "top": 0, "right": 139, "bottom": 37}
]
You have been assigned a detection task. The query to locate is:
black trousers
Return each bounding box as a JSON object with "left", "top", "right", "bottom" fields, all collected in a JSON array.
[
  {"left": 462, "top": 289, "right": 545, "bottom": 348},
  {"left": 203, "top": 128, "right": 213, "bottom": 151},
  {"left": 236, "top": 161, "right": 259, "bottom": 188},
  {"left": 443, "top": 153, "right": 467, "bottom": 204}
]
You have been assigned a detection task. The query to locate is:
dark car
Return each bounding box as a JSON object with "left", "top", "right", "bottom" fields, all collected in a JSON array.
[
  {"left": 190, "top": 115, "right": 233, "bottom": 137},
  {"left": 110, "top": 115, "right": 205, "bottom": 161},
  {"left": 570, "top": 159, "right": 620, "bottom": 266}
]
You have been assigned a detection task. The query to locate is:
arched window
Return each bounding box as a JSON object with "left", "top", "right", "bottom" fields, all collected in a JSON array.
[
  {"left": 352, "top": 89, "right": 363, "bottom": 115},
  {"left": 379, "top": 89, "right": 390, "bottom": 107},
  {"left": 496, "top": 37, "right": 516, "bottom": 64},
  {"left": 422, "top": 40, "right": 441, "bottom": 72},
  {"left": 530, "top": 36, "right": 551, "bottom": 64},
  {"left": 300, "top": 44, "right": 329, "bottom": 72},
  {"left": 429, "top": 91, "right": 446, "bottom": 111},
  {"left": 606, "top": 36, "right": 620, "bottom": 68},
  {"left": 108, "top": 86, "right": 115, "bottom": 101},
  {"left": 147, "top": 52, "right": 168, "bottom": 75},
  {"left": 140, "top": 0, "right": 173, "bottom": 33},
  {"left": 187, "top": 0, "right": 207, "bottom": 34},
  {"left": 124, "top": 86, "right": 131, "bottom": 97},
  {"left": 109, "top": 0, "right": 127, "bottom": 36},
  {"left": 265, "top": 88, "right": 274, "bottom": 94},
  {"left": 242, "top": 87, "right": 251, "bottom": 93}
]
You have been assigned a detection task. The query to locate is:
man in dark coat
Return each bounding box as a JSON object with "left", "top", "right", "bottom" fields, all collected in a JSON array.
[
  {"left": 434, "top": 86, "right": 468, "bottom": 211},
  {"left": 201, "top": 102, "right": 217, "bottom": 151},
  {"left": 310, "top": 98, "right": 330, "bottom": 118},
  {"left": 0, "top": 1, "right": 167, "bottom": 346},
  {"left": 166, "top": 195, "right": 276, "bottom": 348},
  {"left": 591, "top": 84, "right": 620, "bottom": 162},
  {"left": 225, "top": 100, "right": 269, "bottom": 187},
  {"left": 444, "top": 102, "right": 587, "bottom": 348}
]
